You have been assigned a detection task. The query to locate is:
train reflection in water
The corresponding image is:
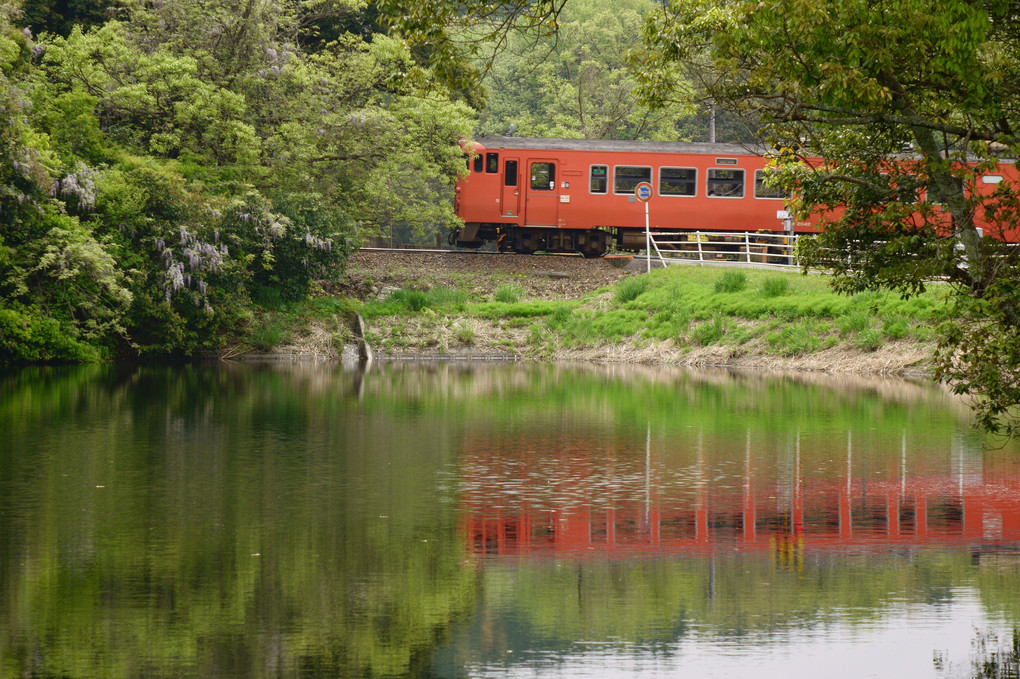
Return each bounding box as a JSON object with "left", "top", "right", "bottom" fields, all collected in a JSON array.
[{"left": 459, "top": 430, "right": 1020, "bottom": 561}]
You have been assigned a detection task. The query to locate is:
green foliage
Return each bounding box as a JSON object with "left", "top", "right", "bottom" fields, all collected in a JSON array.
[
  {"left": 689, "top": 313, "right": 728, "bottom": 346},
  {"left": 761, "top": 276, "right": 790, "bottom": 298},
  {"left": 616, "top": 275, "right": 649, "bottom": 303},
  {"left": 0, "top": 304, "right": 104, "bottom": 363},
  {"left": 472, "top": 0, "right": 694, "bottom": 140},
  {"left": 713, "top": 270, "right": 747, "bottom": 293},
  {"left": 766, "top": 319, "right": 823, "bottom": 356},
  {"left": 634, "top": 0, "right": 1020, "bottom": 435},
  {"left": 882, "top": 316, "right": 910, "bottom": 341},
  {"left": 247, "top": 313, "right": 296, "bottom": 352},
  {"left": 1, "top": 0, "right": 473, "bottom": 363},
  {"left": 494, "top": 282, "right": 525, "bottom": 303},
  {"left": 455, "top": 323, "right": 475, "bottom": 345},
  {"left": 363, "top": 286, "right": 470, "bottom": 317},
  {"left": 855, "top": 328, "right": 885, "bottom": 352},
  {"left": 838, "top": 311, "right": 872, "bottom": 336},
  {"left": 935, "top": 281, "right": 1020, "bottom": 438}
]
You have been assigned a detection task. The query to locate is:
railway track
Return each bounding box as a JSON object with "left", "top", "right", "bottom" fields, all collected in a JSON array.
[{"left": 359, "top": 246, "right": 584, "bottom": 257}]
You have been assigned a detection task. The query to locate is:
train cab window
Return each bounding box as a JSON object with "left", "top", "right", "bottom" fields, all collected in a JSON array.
[
  {"left": 504, "top": 160, "right": 518, "bottom": 187},
  {"left": 707, "top": 168, "right": 745, "bottom": 198},
  {"left": 473, "top": 155, "right": 483, "bottom": 173},
  {"left": 486, "top": 152, "right": 499, "bottom": 173},
  {"left": 530, "top": 162, "right": 555, "bottom": 191},
  {"left": 614, "top": 166, "right": 652, "bottom": 194},
  {"left": 659, "top": 167, "right": 697, "bottom": 196},
  {"left": 754, "top": 169, "right": 789, "bottom": 199},
  {"left": 590, "top": 165, "right": 609, "bottom": 194}
]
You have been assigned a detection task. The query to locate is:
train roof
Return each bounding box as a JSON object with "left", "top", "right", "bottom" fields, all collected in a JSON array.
[{"left": 471, "top": 136, "right": 764, "bottom": 156}]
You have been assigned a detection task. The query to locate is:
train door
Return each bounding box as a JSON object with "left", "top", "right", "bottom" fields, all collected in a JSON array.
[
  {"left": 524, "top": 159, "right": 559, "bottom": 226},
  {"left": 501, "top": 158, "right": 521, "bottom": 218}
]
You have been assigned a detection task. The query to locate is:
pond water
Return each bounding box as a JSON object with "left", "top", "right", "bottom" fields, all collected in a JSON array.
[{"left": 1, "top": 362, "right": 1018, "bottom": 678}]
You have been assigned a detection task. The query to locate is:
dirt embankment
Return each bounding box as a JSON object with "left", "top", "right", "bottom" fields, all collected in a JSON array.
[{"left": 297, "top": 250, "right": 934, "bottom": 376}]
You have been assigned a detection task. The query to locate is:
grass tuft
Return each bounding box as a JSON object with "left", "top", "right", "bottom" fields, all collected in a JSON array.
[
  {"left": 494, "top": 283, "right": 526, "bottom": 303},
  {"left": 714, "top": 270, "right": 747, "bottom": 293},
  {"left": 616, "top": 275, "right": 650, "bottom": 303}
]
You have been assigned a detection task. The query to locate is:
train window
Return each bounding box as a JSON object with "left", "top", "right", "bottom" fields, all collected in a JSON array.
[
  {"left": 530, "top": 162, "right": 555, "bottom": 191},
  {"left": 659, "top": 167, "right": 696, "bottom": 196},
  {"left": 707, "top": 168, "right": 745, "bottom": 198},
  {"left": 473, "top": 155, "right": 483, "bottom": 173},
  {"left": 754, "top": 169, "right": 788, "bottom": 199},
  {"left": 614, "top": 166, "right": 652, "bottom": 194},
  {"left": 982, "top": 175, "right": 1004, "bottom": 184},
  {"left": 590, "top": 165, "right": 609, "bottom": 194},
  {"left": 486, "top": 152, "right": 499, "bottom": 173},
  {"left": 504, "top": 160, "right": 518, "bottom": 187}
]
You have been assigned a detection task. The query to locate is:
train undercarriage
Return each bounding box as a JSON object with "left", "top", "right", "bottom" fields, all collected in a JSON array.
[
  {"left": 450, "top": 223, "right": 797, "bottom": 264},
  {"left": 450, "top": 223, "right": 616, "bottom": 258}
]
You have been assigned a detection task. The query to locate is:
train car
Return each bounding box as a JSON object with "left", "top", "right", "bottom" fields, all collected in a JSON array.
[
  {"left": 452, "top": 136, "right": 1020, "bottom": 256},
  {"left": 452, "top": 136, "right": 811, "bottom": 257}
]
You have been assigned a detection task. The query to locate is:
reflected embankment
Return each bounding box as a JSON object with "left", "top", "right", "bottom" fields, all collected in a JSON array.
[{"left": 1, "top": 362, "right": 1018, "bottom": 678}]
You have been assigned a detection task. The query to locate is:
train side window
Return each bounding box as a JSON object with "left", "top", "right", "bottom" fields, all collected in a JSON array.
[
  {"left": 486, "top": 152, "right": 499, "bottom": 173},
  {"left": 707, "top": 168, "right": 745, "bottom": 198},
  {"left": 473, "top": 155, "right": 483, "bottom": 173},
  {"left": 504, "top": 160, "right": 518, "bottom": 187},
  {"left": 614, "top": 165, "right": 652, "bottom": 194},
  {"left": 530, "top": 162, "right": 555, "bottom": 191},
  {"left": 660, "top": 167, "right": 696, "bottom": 196},
  {"left": 590, "top": 165, "right": 609, "bottom": 194},
  {"left": 754, "top": 169, "right": 788, "bottom": 199}
]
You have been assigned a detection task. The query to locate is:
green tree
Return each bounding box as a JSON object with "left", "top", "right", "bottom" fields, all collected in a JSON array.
[
  {"left": 633, "top": 0, "right": 1020, "bottom": 436},
  {"left": 3, "top": 0, "right": 476, "bottom": 361},
  {"left": 476, "top": 0, "right": 693, "bottom": 140}
]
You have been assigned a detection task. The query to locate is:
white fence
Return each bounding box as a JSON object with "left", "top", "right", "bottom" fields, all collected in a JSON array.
[{"left": 646, "top": 231, "right": 800, "bottom": 269}]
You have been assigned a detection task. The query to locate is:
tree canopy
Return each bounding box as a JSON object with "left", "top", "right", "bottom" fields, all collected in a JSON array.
[
  {"left": 633, "top": 0, "right": 1020, "bottom": 437},
  {"left": 1, "top": 0, "right": 473, "bottom": 360},
  {"left": 474, "top": 0, "right": 694, "bottom": 140}
]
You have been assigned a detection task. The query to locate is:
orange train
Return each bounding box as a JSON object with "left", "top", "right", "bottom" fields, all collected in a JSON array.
[{"left": 452, "top": 136, "right": 1019, "bottom": 257}]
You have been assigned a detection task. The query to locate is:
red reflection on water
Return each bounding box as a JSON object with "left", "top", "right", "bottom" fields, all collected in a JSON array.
[{"left": 459, "top": 435, "right": 1020, "bottom": 559}]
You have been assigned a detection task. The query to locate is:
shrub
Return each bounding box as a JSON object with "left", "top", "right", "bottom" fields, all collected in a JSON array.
[
  {"left": 0, "top": 305, "right": 104, "bottom": 364},
  {"left": 714, "top": 270, "right": 747, "bottom": 293}
]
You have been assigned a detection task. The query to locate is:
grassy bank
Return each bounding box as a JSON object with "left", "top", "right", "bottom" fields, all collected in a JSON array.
[{"left": 239, "top": 264, "right": 945, "bottom": 372}]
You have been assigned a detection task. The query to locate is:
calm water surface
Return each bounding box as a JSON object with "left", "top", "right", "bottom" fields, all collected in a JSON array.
[{"left": 1, "top": 362, "right": 1018, "bottom": 678}]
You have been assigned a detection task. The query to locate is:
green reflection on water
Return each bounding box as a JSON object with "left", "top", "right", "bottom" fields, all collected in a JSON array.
[
  {"left": 0, "top": 364, "right": 474, "bottom": 678},
  {"left": 0, "top": 362, "right": 1018, "bottom": 678}
]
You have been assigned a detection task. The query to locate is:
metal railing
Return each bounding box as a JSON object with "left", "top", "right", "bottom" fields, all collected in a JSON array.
[{"left": 647, "top": 231, "right": 800, "bottom": 269}]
